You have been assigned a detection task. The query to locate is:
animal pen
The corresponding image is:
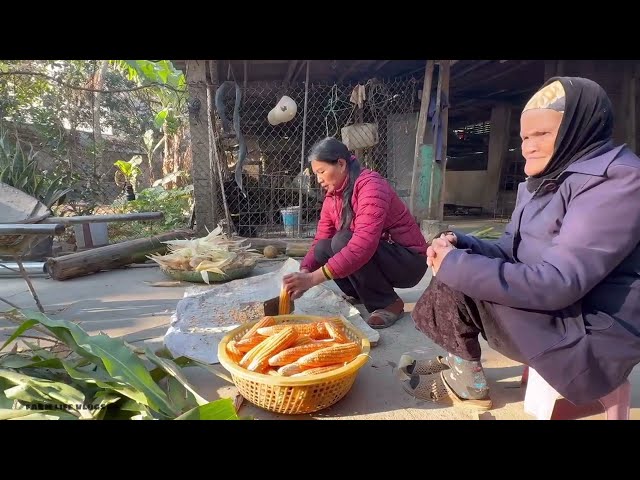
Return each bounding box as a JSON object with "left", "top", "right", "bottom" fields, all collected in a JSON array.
[{"left": 192, "top": 74, "right": 424, "bottom": 239}]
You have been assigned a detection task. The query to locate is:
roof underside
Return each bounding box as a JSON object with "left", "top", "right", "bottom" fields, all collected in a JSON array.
[{"left": 173, "top": 59, "right": 546, "bottom": 127}]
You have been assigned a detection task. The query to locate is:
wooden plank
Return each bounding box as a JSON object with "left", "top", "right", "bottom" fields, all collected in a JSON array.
[
  {"left": 45, "top": 229, "right": 195, "bottom": 281},
  {"left": 409, "top": 60, "right": 435, "bottom": 220}
]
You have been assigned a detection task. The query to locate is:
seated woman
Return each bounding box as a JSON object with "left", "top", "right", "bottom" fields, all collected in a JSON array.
[
  {"left": 402, "top": 76, "right": 640, "bottom": 411},
  {"left": 283, "top": 137, "right": 428, "bottom": 329}
]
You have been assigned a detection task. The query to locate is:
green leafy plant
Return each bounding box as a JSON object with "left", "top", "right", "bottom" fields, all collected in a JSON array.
[
  {"left": 0, "top": 310, "right": 240, "bottom": 420},
  {"left": 109, "top": 185, "right": 193, "bottom": 240},
  {"left": 0, "top": 131, "right": 72, "bottom": 209}
]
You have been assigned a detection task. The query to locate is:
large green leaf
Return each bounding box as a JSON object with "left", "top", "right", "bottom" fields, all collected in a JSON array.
[
  {"left": 17, "top": 311, "right": 177, "bottom": 418},
  {"left": 175, "top": 398, "right": 239, "bottom": 420},
  {"left": 0, "top": 369, "right": 86, "bottom": 408},
  {"left": 166, "top": 377, "right": 198, "bottom": 413},
  {"left": 142, "top": 347, "right": 208, "bottom": 406}
]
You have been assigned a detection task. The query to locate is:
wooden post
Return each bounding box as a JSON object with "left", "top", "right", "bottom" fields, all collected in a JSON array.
[
  {"left": 186, "top": 60, "right": 218, "bottom": 236},
  {"left": 483, "top": 104, "right": 512, "bottom": 215},
  {"left": 429, "top": 60, "right": 450, "bottom": 221},
  {"left": 409, "top": 60, "right": 435, "bottom": 220}
]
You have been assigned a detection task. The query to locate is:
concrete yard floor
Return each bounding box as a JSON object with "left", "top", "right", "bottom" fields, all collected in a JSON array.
[{"left": 1, "top": 218, "right": 638, "bottom": 420}]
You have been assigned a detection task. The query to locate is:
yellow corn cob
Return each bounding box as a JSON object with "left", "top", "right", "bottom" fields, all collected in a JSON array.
[
  {"left": 241, "top": 316, "right": 276, "bottom": 340},
  {"left": 235, "top": 334, "right": 268, "bottom": 352},
  {"left": 277, "top": 363, "right": 304, "bottom": 376},
  {"left": 279, "top": 285, "right": 291, "bottom": 315},
  {"left": 297, "top": 342, "right": 361, "bottom": 368},
  {"left": 291, "top": 364, "right": 344, "bottom": 376},
  {"left": 291, "top": 335, "right": 314, "bottom": 347},
  {"left": 268, "top": 342, "right": 338, "bottom": 366},
  {"left": 244, "top": 326, "right": 299, "bottom": 372},
  {"left": 258, "top": 323, "right": 323, "bottom": 339},
  {"left": 226, "top": 341, "right": 244, "bottom": 363},
  {"left": 323, "top": 322, "right": 349, "bottom": 343},
  {"left": 266, "top": 368, "right": 281, "bottom": 376}
]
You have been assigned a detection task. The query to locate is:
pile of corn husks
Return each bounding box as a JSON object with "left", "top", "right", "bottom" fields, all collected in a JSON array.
[{"left": 148, "top": 226, "right": 260, "bottom": 283}]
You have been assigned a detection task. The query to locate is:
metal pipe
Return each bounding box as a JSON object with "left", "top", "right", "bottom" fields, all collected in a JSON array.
[
  {"left": 297, "top": 60, "right": 310, "bottom": 237},
  {"left": 0, "top": 262, "right": 47, "bottom": 276},
  {"left": 0, "top": 224, "right": 65, "bottom": 235},
  {"left": 41, "top": 212, "right": 163, "bottom": 224}
]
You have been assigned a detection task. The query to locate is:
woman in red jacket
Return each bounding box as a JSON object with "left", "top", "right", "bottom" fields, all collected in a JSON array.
[{"left": 283, "top": 137, "right": 428, "bottom": 329}]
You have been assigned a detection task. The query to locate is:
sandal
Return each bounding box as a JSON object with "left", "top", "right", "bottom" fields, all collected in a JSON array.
[
  {"left": 402, "top": 371, "right": 493, "bottom": 411},
  {"left": 397, "top": 354, "right": 450, "bottom": 379},
  {"left": 367, "top": 298, "right": 405, "bottom": 329}
]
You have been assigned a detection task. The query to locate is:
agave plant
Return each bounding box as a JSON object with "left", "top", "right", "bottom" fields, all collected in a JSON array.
[{"left": 0, "top": 131, "right": 72, "bottom": 209}]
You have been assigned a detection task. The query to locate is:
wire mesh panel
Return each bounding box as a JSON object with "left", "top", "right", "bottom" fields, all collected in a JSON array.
[{"left": 196, "top": 77, "right": 421, "bottom": 239}]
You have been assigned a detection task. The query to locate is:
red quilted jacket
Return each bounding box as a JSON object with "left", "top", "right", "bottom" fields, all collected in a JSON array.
[{"left": 300, "top": 169, "right": 427, "bottom": 279}]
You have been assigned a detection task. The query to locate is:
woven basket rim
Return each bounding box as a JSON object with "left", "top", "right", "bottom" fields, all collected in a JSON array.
[{"left": 218, "top": 314, "right": 371, "bottom": 386}]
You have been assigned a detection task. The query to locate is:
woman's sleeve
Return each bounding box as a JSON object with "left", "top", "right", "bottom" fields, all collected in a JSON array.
[
  {"left": 436, "top": 164, "right": 640, "bottom": 310},
  {"left": 300, "top": 198, "right": 337, "bottom": 272}
]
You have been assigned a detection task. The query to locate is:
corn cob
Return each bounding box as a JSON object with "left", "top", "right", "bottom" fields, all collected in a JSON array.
[
  {"left": 279, "top": 285, "right": 291, "bottom": 315},
  {"left": 277, "top": 363, "right": 304, "bottom": 376},
  {"left": 241, "top": 316, "right": 276, "bottom": 340},
  {"left": 291, "top": 335, "right": 314, "bottom": 347},
  {"left": 291, "top": 364, "right": 344, "bottom": 376},
  {"left": 244, "top": 326, "right": 299, "bottom": 372},
  {"left": 323, "top": 321, "right": 349, "bottom": 343},
  {"left": 258, "top": 323, "right": 324, "bottom": 339},
  {"left": 226, "top": 341, "right": 244, "bottom": 363},
  {"left": 268, "top": 342, "right": 338, "bottom": 366},
  {"left": 297, "top": 342, "right": 361, "bottom": 368},
  {"left": 235, "top": 334, "right": 268, "bottom": 352},
  {"left": 266, "top": 368, "right": 280, "bottom": 376}
]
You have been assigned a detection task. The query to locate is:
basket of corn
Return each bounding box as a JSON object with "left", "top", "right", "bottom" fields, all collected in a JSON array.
[
  {"left": 218, "top": 313, "right": 371, "bottom": 414},
  {"left": 148, "top": 226, "right": 261, "bottom": 284}
]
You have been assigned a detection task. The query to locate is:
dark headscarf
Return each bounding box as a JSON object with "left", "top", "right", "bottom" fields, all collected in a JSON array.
[{"left": 524, "top": 76, "right": 614, "bottom": 192}]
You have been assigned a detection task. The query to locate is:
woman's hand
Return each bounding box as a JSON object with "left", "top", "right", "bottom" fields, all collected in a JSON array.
[
  {"left": 427, "top": 235, "right": 456, "bottom": 275},
  {"left": 283, "top": 270, "right": 323, "bottom": 300}
]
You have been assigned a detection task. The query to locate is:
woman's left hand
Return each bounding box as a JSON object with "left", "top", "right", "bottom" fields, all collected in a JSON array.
[
  {"left": 429, "top": 236, "right": 456, "bottom": 274},
  {"left": 283, "top": 272, "right": 319, "bottom": 300}
]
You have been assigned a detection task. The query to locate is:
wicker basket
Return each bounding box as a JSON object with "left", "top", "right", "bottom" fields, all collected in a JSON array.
[{"left": 218, "top": 314, "right": 371, "bottom": 415}]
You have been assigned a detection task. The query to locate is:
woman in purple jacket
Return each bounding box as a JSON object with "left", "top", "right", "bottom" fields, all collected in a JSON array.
[{"left": 403, "top": 77, "right": 640, "bottom": 410}]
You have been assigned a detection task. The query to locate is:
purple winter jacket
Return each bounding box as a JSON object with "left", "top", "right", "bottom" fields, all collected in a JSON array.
[{"left": 437, "top": 143, "right": 640, "bottom": 404}]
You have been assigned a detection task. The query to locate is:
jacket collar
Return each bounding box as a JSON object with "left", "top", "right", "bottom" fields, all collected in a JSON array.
[{"left": 563, "top": 142, "right": 625, "bottom": 176}]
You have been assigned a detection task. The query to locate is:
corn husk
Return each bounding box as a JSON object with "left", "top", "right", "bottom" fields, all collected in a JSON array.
[{"left": 147, "top": 226, "right": 260, "bottom": 283}]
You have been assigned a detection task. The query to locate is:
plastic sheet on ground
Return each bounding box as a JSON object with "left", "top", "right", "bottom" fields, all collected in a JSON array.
[{"left": 164, "top": 258, "right": 379, "bottom": 364}]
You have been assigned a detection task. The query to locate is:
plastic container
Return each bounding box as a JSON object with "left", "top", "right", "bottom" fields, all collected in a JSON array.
[{"left": 280, "top": 206, "right": 300, "bottom": 237}]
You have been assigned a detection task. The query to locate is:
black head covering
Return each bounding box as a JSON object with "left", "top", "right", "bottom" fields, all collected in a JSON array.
[{"left": 524, "top": 76, "right": 614, "bottom": 192}]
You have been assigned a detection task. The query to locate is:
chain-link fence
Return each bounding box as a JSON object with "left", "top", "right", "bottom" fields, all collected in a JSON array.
[{"left": 196, "top": 77, "right": 421, "bottom": 239}]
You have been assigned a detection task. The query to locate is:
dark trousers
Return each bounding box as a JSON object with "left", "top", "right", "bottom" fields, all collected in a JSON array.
[
  {"left": 314, "top": 230, "right": 427, "bottom": 312},
  {"left": 412, "top": 276, "right": 525, "bottom": 363}
]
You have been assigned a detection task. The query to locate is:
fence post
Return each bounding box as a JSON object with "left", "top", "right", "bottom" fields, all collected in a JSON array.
[{"left": 186, "top": 60, "right": 218, "bottom": 235}]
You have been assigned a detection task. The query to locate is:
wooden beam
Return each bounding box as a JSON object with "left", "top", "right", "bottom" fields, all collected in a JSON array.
[
  {"left": 338, "top": 60, "right": 372, "bottom": 82},
  {"left": 372, "top": 60, "right": 391, "bottom": 73},
  {"left": 283, "top": 60, "right": 299, "bottom": 84},
  {"left": 292, "top": 60, "right": 308, "bottom": 83},
  {"left": 429, "top": 60, "right": 450, "bottom": 220},
  {"left": 186, "top": 60, "right": 218, "bottom": 235},
  {"left": 409, "top": 59, "right": 435, "bottom": 220},
  {"left": 483, "top": 104, "right": 512, "bottom": 214}
]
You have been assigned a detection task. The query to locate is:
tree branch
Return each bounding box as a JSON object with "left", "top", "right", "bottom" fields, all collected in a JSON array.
[{"left": 0, "top": 70, "right": 185, "bottom": 94}]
